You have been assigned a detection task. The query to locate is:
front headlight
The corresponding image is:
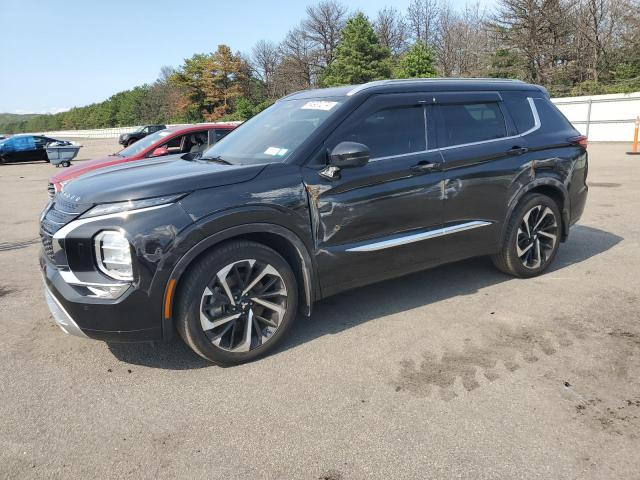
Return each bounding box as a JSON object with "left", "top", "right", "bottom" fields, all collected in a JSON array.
[
  {"left": 94, "top": 230, "right": 133, "bottom": 281},
  {"left": 81, "top": 194, "right": 184, "bottom": 218}
]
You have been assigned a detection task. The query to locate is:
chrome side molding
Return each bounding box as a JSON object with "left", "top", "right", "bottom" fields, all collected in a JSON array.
[{"left": 346, "top": 221, "right": 492, "bottom": 252}]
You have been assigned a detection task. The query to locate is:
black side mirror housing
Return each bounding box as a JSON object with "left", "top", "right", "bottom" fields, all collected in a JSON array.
[{"left": 329, "top": 142, "right": 370, "bottom": 168}]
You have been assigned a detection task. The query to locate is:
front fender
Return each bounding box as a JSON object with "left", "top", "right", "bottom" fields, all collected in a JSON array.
[{"left": 161, "top": 209, "right": 317, "bottom": 341}]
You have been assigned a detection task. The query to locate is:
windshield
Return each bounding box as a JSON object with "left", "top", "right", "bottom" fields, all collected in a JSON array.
[
  {"left": 118, "top": 129, "right": 173, "bottom": 157},
  {"left": 201, "top": 98, "right": 345, "bottom": 164}
]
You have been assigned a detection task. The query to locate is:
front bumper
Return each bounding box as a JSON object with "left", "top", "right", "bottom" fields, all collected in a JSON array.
[
  {"left": 44, "top": 281, "right": 87, "bottom": 338},
  {"left": 41, "top": 254, "right": 163, "bottom": 342}
]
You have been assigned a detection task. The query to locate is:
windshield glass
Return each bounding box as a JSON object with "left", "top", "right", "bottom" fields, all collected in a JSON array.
[
  {"left": 118, "top": 129, "right": 173, "bottom": 157},
  {"left": 201, "top": 98, "right": 345, "bottom": 164}
]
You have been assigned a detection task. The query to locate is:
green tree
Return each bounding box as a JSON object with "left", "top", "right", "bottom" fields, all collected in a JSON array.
[
  {"left": 172, "top": 45, "right": 250, "bottom": 121},
  {"left": 487, "top": 48, "right": 522, "bottom": 79},
  {"left": 321, "top": 12, "right": 392, "bottom": 86},
  {"left": 393, "top": 42, "right": 436, "bottom": 78}
]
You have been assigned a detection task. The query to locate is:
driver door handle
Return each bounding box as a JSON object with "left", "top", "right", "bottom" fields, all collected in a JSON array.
[
  {"left": 509, "top": 146, "right": 529, "bottom": 156},
  {"left": 411, "top": 161, "right": 441, "bottom": 173}
]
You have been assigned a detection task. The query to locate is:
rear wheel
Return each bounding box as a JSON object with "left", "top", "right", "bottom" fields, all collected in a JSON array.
[
  {"left": 175, "top": 240, "right": 298, "bottom": 365},
  {"left": 492, "top": 193, "right": 561, "bottom": 278}
]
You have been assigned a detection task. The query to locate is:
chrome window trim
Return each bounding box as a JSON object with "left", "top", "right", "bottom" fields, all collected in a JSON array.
[
  {"left": 346, "top": 220, "right": 492, "bottom": 252},
  {"left": 355, "top": 97, "right": 540, "bottom": 164}
]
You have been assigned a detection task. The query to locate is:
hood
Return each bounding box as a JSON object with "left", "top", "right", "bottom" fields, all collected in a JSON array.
[
  {"left": 59, "top": 155, "right": 267, "bottom": 204},
  {"left": 50, "top": 155, "right": 132, "bottom": 184}
]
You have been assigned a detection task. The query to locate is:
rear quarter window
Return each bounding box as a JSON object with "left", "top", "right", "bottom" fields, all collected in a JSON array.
[{"left": 533, "top": 98, "right": 576, "bottom": 134}]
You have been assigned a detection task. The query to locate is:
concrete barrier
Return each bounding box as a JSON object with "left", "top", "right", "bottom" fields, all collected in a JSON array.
[{"left": 552, "top": 92, "right": 640, "bottom": 142}]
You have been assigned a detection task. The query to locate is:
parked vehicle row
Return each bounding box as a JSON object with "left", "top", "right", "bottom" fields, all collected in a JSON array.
[
  {"left": 0, "top": 134, "right": 64, "bottom": 164},
  {"left": 48, "top": 123, "right": 237, "bottom": 196},
  {"left": 118, "top": 124, "right": 166, "bottom": 147},
  {"left": 40, "top": 78, "right": 588, "bottom": 366}
]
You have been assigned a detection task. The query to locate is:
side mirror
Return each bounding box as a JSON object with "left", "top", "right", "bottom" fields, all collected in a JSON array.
[
  {"left": 151, "top": 147, "right": 169, "bottom": 157},
  {"left": 329, "top": 141, "right": 370, "bottom": 168}
]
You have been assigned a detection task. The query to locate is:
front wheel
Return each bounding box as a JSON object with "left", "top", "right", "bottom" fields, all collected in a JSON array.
[
  {"left": 126, "top": 139, "right": 137, "bottom": 147},
  {"left": 491, "top": 193, "right": 562, "bottom": 278},
  {"left": 175, "top": 240, "right": 298, "bottom": 365}
]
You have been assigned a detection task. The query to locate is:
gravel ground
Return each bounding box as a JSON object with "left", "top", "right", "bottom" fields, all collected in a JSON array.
[{"left": 0, "top": 140, "right": 639, "bottom": 480}]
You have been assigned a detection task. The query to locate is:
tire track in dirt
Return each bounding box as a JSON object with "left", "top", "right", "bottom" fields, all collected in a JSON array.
[{"left": 394, "top": 323, "right": 574, "bottom": 400}]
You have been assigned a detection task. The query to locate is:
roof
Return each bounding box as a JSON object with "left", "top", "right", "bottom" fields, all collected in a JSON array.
[{"left": 282, "top": 78, "right": 542, "bottom": 101}]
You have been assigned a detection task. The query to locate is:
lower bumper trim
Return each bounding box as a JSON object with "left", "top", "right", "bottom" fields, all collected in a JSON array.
[{"left": 44, "top": 285, "right": 88, "bottom": 338}]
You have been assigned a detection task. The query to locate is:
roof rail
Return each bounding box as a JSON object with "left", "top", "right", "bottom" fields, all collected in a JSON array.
[{"left": 346, "top": 78, "right": 526, "bottom": 96}]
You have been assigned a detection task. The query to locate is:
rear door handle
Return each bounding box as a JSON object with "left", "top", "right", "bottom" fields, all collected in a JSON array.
[
  {"left": 509, "top": 146, "right": 528, "bottom": 156},
  {"left": 411, "top": 161, "right": 440, "bottom": 173}
]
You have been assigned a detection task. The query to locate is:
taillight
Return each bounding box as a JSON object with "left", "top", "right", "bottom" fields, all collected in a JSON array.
[{"left": 570, "top": 135, "right": 588, "bottom": 150}]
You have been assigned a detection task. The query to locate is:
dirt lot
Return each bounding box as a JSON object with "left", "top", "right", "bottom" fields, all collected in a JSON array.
[{"left": 0, "top": 140, "right": 639, "bottom": 479}]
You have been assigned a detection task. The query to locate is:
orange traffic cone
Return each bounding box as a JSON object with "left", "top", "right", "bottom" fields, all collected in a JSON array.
[{"left": 627, "top": 116, "right": 640, "bottom": 155}]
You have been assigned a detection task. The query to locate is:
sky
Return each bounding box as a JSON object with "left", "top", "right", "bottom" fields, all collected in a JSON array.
[{"left": 0, "top": 0, "right": 493, "bottom": 114}]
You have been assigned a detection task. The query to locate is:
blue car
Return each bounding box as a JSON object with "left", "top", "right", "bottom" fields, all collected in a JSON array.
[{"left": 0, "top": 134, "right": 60, "bottom": 164}]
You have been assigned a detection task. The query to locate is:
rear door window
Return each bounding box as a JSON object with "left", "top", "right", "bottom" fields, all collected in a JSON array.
[
  {"left": 13, "top": 136, "right": 35, "bottom": 151},
  {"left": 437, "top": 102, "right": 507, "bottom": 147}
]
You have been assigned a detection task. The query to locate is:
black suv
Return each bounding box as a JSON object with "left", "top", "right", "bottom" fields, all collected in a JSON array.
[
  {"left": 118, "top": 124, "right": 166, "bottom": 147},
  {"left": 40, "top": 79, "right": 588, "bottom": 365}
]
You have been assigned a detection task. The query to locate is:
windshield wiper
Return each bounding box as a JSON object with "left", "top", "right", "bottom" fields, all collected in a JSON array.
[{"left": 200, "top": 155, "right": 232, "bottom": 165}]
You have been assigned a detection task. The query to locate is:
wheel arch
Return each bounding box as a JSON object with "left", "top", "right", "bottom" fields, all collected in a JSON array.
[
  {"left": 162, "top": 222, "right": 318, "bottom": 340},
  {"left": 504, "top": 178, "right": 570, "bottom": 244}
]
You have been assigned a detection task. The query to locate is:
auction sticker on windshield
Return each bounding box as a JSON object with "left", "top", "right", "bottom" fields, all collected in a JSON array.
[
  {"left": 301, "top": 101, "right": 338, "bottom": 111},
  {"left": 264, "top": 147, "right": 289, "bottom": 156}
]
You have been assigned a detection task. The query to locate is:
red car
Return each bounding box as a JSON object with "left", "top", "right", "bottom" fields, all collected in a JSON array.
[{"left": 48, "top": 123, "right": 238, "bottom": 197}]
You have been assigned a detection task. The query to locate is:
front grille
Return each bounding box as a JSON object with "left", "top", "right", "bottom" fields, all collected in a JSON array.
[
  {"left": 39, "top": 197, "right": 91, "bottom": 262},
  {"left": 41, "top": 231, "right": 55, "bottom": 261},
  {"left": 47, "top": 183, "right": 55, "bottom": 198}
]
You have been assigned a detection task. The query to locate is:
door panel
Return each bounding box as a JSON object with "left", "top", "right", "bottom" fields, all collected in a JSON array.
[
  {"left": 437, "top": 100, "right": 532, "bottom": 258},
  {"left": 302, "top": 94, "right": 445, "bottom": 296}
]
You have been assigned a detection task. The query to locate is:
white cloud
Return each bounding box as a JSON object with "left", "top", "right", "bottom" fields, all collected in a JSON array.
[{"left": 12, "top": 107, "right": 70, "bottom": 115}]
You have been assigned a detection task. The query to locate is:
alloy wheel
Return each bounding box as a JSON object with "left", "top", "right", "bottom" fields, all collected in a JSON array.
[
  {"left": 516, "top": 205, "right": 559, "bottom": 269},
  {"left": 199, "top": 259, "right": 288, "bottom": 352}
]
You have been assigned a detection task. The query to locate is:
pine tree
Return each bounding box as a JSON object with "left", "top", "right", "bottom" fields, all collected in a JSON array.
[
  {"left": 321, "top": 12, "right": 392, "bottom": 86},
  {"left": 394, "top": 42, "right": 437, "bottom": 78}
]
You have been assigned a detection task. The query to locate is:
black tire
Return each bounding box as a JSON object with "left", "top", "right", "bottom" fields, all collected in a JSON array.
[
  {"left": 175, "top": 240, "right": 298, "bottom": 365},
  {"left": 0, "top": 156, "right": 6, "bottom": 165},
  {"left": 62, "top": 161, "right": 70, "bottom": 167},
  {"left": 126, "top": 139, "right": 137, "bottom": 147},
  {"left": 491, "top": 193, "right": 562, "bottom": 278}
]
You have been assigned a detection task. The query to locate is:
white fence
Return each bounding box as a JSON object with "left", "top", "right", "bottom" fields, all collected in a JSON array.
[
  {"left": 6, "top": 92, "right": 640, "bottom": 142},
  {"left": 35, "top": 125, "right": 141, "bottom": 139},
  {"left": 551, "top": 92, "right": 640, "bottom": 142},
  {"left": 26, "top": 124, "right": 188, "bottom": 139}
]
